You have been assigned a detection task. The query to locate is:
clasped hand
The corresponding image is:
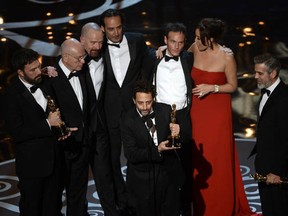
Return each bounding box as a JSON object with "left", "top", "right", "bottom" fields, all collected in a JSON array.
[
  {"left": 192, "top": 84, "right": 214, "bottom": 98},
  {"left": 266, "top": 173, "right": 282, "bottom": 185},
  {"left": 47, "top": 110, "right": 77, "bottom": 140},
  {"left": 157, "top": 123, "right": 180, "bottom": 153}
]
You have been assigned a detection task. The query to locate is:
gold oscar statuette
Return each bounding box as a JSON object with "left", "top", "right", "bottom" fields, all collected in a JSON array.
[
  {"left": 167, "top": 104, "right": 181, "bottom": 147},
  {"left": 47, "top": 96, "right": 69, "bottom": 137},
  {"left": 250, "top": 173, "right": 288, "bottom": 184}
]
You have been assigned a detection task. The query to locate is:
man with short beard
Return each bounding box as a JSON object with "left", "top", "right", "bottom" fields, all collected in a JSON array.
[
  {"left": 80, "top": 22, "right": 119, "bottom": 215},
  {"left": 2, "top": 48, "right": 64, "bottom": 216},
  {"left": 251, "top": 53, "right": 288, "bottom": 216}
]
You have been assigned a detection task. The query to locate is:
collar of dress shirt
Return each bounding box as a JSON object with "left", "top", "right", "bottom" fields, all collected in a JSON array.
[
  {"left": 18, "top": 75, "right": 33, "bottom": 90},
  {"left": 136, "top": 107, "right": 154, "bottom": 118},
  {"left": 59, "top": 59, "right": 75, "bottom": 78},
  {"left": 266, "top": 77, "right": 280, "bottom": 95},
  {"left": 107, "top": 35, "right": 127, "bottom": 48}
]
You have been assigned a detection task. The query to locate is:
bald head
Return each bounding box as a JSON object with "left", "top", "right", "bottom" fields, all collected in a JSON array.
[
  {"left": 61, "top": 38, "right": 84, "bottom": 56},
  {"left": 80, "top": 22, "right": 103, "bottom": 58},
  {"left": 61, "top": 38, "right": 86, "bottom": 71},
  {"left": 81, "top": 22, "right": 101, "bottom": 36}
]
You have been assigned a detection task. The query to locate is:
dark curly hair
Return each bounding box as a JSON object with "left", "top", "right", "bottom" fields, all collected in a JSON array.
[
  {"left": 133, "top": 79, "right": 156, "bottom": 99},
  {"left": 11, "top": 48, "right": 39, "bottom": 71}
]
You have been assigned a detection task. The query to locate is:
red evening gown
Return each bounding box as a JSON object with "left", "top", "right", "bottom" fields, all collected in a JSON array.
[{"left": 190, "top": 67, "right": 253, "bottom": 216}]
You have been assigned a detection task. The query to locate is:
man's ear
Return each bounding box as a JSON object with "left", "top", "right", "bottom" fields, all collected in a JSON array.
[
  {"left": 270, "top": 69, "right": 278, "bottom": 79},
  {"left": 17, "top": 69, "right": 24, "bottom": 77},
  {"left": 80, "top": 36, "right": 84, "bottom": 45},
  {"left": 101, "top": 26, "right": 105, "bottom": 33},
  {"left": 132, "top": 98, "right": 136, "bottom": 104},
  {"left": 164, "top": 36, "right": 167, "bottom": 45}
]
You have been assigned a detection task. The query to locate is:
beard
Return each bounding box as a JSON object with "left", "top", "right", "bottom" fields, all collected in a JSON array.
[
  {"left": 257, "top": 80, "right": 272, "bottom": 89},
  {"left": 137, "top": 108, "right": 150, "bottom": 117},
  {"left": 23, "top": 73, "right": 42, "bottom": 85},
  {"left": 257, "top": 83, "right": 265, "bottom": 89},
  {"left": 89, "top": 49, "right": 101, "bottom": 58}
]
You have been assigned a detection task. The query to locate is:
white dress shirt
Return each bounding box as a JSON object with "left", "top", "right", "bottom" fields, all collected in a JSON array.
[
  {"left": 59, "top": 59, "right": 83, "bottom": 110},
  {"left": 154, "top": 54, "right": 187, "bottom": 110},
  {"left": 259, "top": 77, "right": 280, "bottom": 115},
  {"left": 88, "top": 58, "right": 104, "bottom": 99},
  {"left": 108, "top": 35, "right": 130, "bottom": 87},
  {"left": 19, "top": 76, "right": 47, "bottom": 111}
]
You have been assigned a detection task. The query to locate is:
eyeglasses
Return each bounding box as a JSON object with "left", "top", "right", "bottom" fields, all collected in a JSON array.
[{"left": 66, "top": 53, "right": 87, "bottom": 62}]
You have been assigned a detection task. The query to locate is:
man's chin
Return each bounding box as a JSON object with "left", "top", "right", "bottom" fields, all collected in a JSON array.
[
  {"left": 35, "top": 77, "right": 42, "bottom": 84},
  {"left": 90, "top": 51, "right": 100, "bottom": 58},
  {"left": 141, "top": 112, "right": 149, "bottom": 116}
]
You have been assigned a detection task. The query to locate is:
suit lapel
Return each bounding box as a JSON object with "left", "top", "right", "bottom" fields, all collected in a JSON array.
[
  {"left": 97, "top": 64, "right": 106, "bottom": 102},
  {"left": 133, "top": 109, "right": 152, "bottom": 145},
  {"left": 121, "top": 33, "right": 135, "bottom": 87},
  {"left": 78, "top": 72, "right": 88, "bottom": 113},
  {"left": 103, "top": 46, "right": 120, "bottom": 88},
  {"left": 154, "top": 103, "right": 170, "bottom": 142},
  {"left": 55, "top": 67, "right": 83, "bottom": 113},
  {"left": 180, "top": 52, "right": 192, "bottom": 109}
]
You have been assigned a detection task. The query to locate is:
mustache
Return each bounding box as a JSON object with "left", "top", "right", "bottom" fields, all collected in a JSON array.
[{"left": 35, "top": 74, "right": 42, "bottom": 79}]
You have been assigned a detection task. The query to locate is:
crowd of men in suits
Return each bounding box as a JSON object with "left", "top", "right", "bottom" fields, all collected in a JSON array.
[{"left": 1, "top": 7, "right": 288, "bottom": 216}]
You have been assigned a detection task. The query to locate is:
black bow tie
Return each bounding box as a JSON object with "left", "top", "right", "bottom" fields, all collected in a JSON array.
[
  {"left": 261, "top": 88, "right": 270, "bottom": 96},
  {"left": 107, "top": 43, "right": 120, "bottom": 48},
  {"left": 68, "top": 72, "right": 79, "bottom": 80},
  {"left": 85, "top": 55, "right": 101, "bottom": 63},
  {"left": 142, "top": 112, "right": 155, "bottom": 122},
  {"left": 30, "top": 84, "right": 40, "bottom": 93},
  {"left": 165, "top": 55, "right": 179, "bottom": 62}
]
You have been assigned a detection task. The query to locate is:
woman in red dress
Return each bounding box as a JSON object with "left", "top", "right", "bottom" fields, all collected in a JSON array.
[{"left": 188, "top": 18, "right": 254, "bottom": 216}]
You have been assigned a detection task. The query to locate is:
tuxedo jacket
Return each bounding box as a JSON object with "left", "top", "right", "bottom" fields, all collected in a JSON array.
[
  {"left": 120, "top": 103, "right": 185, "bottom": 196},
  {"left": 46, "top": 63, "right": 89, "bottom": 144},
  {"left": 2, "top": 77, "right": 58, "bottom": 179},
  {"left": 103, "top": 32, "right": 149, "bottom": 128},
  {"left": 254, "top": 80, "right": 288, "bottom": 177}
]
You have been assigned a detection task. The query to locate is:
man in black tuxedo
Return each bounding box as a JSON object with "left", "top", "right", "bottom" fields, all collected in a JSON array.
[
  {"left": 146, "top": 22, "right": 193, "bottom": 214},
  {"left": 80, "top": 22, "right": 119, "bottom": 215},
  {"left": 2, "top": 48, "right": 64, "bottom": 216},
  {"left": 252, "top": 53, "right": 288, "bottom": 215},
  {"left": 120, "top": 80, "right": 185, "bottom": 216},
  {"left": 99, "top": 9, "right": 150, "bottom": 211},
  {"left": 46, "top": 38, "right": 90, "bottom": 216}
]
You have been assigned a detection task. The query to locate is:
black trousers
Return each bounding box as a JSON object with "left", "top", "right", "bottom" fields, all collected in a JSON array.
[
  {"left": 258, "top": 182, "right": 288, "bottom": 216},
  {"left": 176, "top": 107, "right": 193, "bottom": 214},
  {"left": 62, "top": 145, "right": 90, "bottom": 216},
  {"left": 89, "top": 127, "right": 119, "bottom": 216},
  {"left": 18, "top": 164, "right": 61, "bottom": 216},
  {"left": 107, "top": 126, "right": 128, "bottom": 209}
]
